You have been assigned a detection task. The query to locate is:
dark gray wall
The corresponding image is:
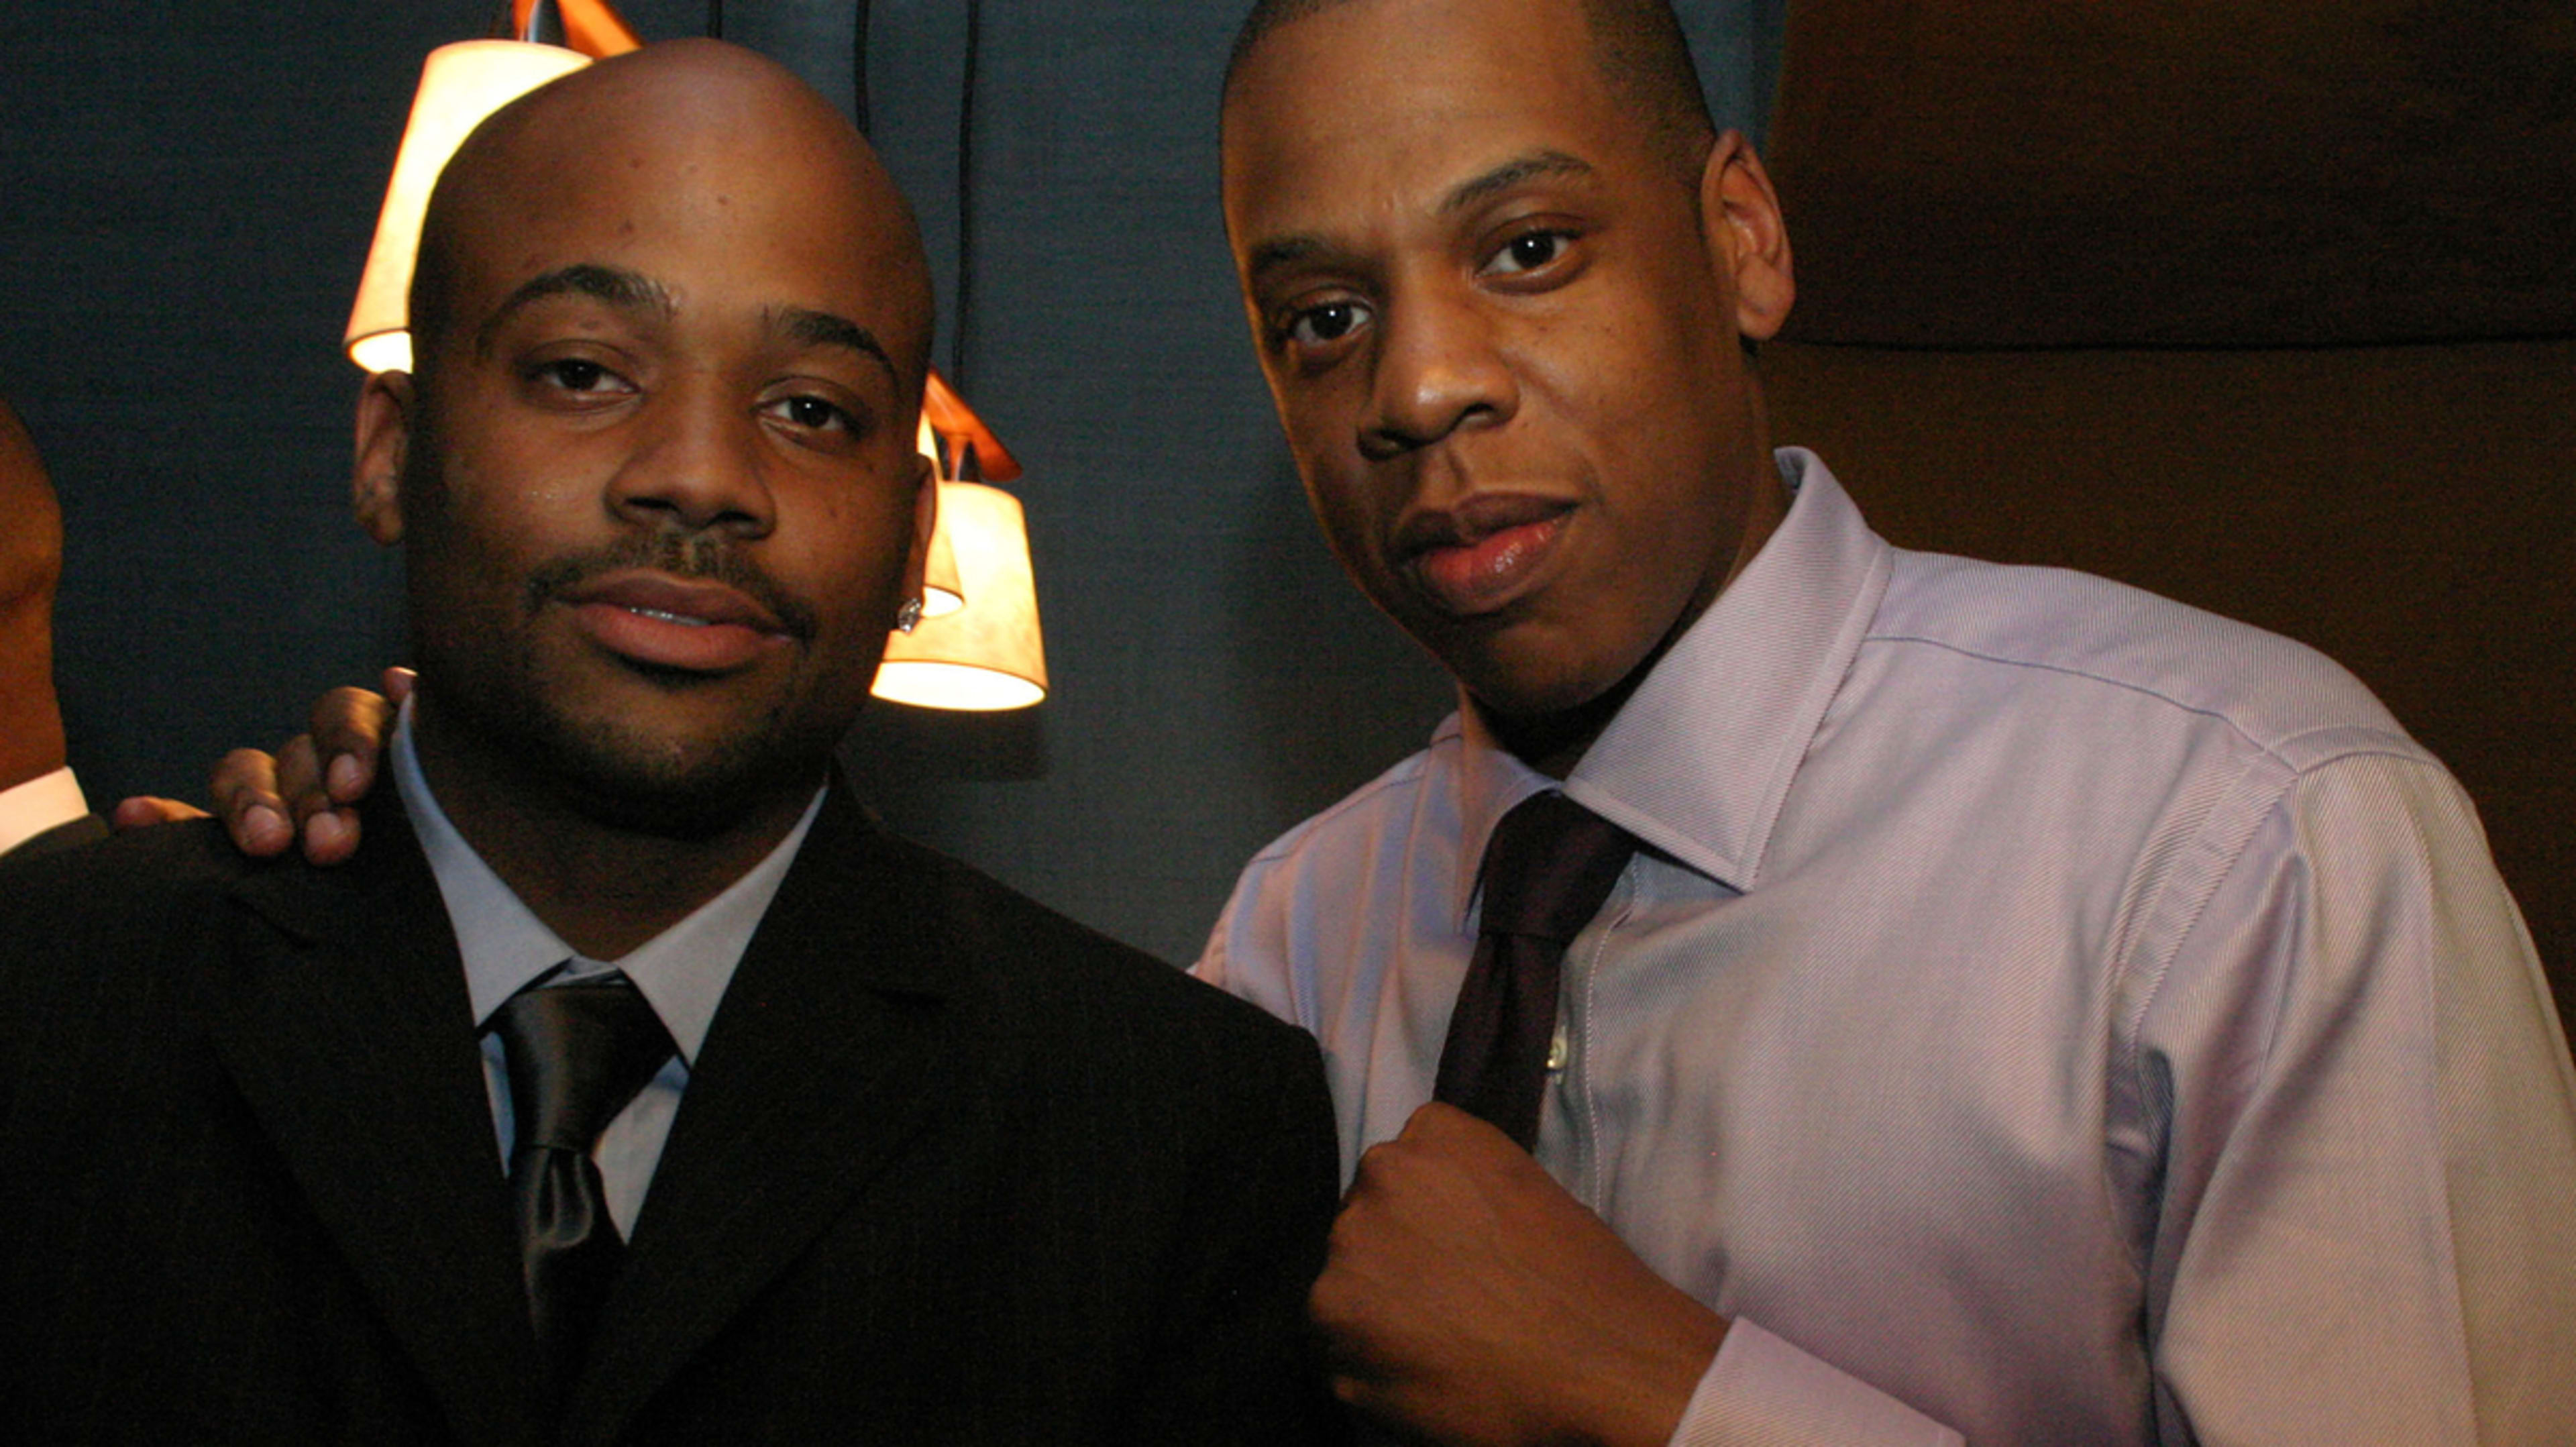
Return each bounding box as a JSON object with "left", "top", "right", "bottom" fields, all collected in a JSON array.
[{"left": 0, "top": 2, "right": 1781, "bottom": 964}]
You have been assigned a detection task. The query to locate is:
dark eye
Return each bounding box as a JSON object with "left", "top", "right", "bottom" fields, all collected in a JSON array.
[
  {"left": 1485, "top": 230, "right": 1570, "bottom": 276},
  {"left": 523, "top": 356, "right": 637, "bottom": 407},
  {"left": 541, "top": 358, "right": 610, "bottom": 390},
  {"left": 782, "top": 396, "right": 841, "bottom": 429},
  {"left": 1287, "top": 300, "right": 1371, "bottom": 347},
  {"left": 759, "top": 392, "right": 858, "bottom": 437}
]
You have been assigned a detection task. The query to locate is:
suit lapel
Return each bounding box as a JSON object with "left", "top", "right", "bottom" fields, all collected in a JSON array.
[
  {"left": 568, "top": 786, "right": 964, "bottom": 1443},
  {"left": 209, "top": 796, "right": 547, "bottom": 1444}
]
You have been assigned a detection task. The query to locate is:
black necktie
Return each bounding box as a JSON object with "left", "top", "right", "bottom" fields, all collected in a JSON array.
[
  {"left": 492, "top": 975, "right": 674, "bottom": 1391},
  {"left": 1434, "top": 792, "right": 1638, "bottom": 1149}
]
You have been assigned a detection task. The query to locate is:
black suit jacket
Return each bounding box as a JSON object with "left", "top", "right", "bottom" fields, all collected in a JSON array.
[{"left": 0, "top": 786, "right": 1347, "bottom": 1444}]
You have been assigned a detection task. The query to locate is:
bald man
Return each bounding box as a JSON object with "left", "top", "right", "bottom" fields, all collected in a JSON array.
[
  {"left": 0, "top": 396, "right": 101, "bottom": 861},
  {"left": 0, "top": 42, "right": 1342, "bottom": 1444}
]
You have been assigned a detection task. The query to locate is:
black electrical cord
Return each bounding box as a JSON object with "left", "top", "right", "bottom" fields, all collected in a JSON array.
[
  {"left": 706, "top": 0, "right": 723, "bottom": 38},
  {"left": 850, "top": 0, "right": 872, "bottom": 135},
  {"left": 951, "top": 0, "right": 981, "bottom": 403}
]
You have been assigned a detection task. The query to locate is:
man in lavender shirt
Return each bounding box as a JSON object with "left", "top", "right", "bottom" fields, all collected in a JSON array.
[{"left": 1197, "top": 0, "right": 2575, "bottom": 1443}]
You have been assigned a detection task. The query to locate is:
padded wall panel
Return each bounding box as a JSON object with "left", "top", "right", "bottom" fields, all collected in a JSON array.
[{"left": 1766, "top": 0, "right": 2576, "bottom": 347}]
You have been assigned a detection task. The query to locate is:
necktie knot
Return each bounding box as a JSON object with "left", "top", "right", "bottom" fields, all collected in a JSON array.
[
  {"left": 1477, "top": 792, "right": 1638, "bottom": 943},
  {"left": 495, "top": 975, "right": 674, "bottom": 1156}
]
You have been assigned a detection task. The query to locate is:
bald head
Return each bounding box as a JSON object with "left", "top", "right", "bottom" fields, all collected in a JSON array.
[
  {"left": 347, "top": 38, "right": 948, "bottom": 841},
  {"left": 409, "top": 40, "right": 933, "bottom": 407}
]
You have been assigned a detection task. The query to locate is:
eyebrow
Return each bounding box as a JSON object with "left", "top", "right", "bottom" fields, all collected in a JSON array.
[
  {"left": 474, "top": 264, "right": 674, "bottom": 357},
  {"left": 1244, "top": 234, "right": 1328, "bottom": 284},
  {"left": 1241, "top": 150, "right": 1600, "bottom": 286},
  {"left": 470, "top": 269, "right": 898, "bottom": 385},
  {"left": 771, "top": 305, "right": 898, "bottom": 385},
  {"left": 1441, "top": 150, "right": 1595, "bottom": 215}
]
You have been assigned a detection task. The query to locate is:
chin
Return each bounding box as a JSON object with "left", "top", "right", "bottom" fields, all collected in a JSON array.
[
  {"left": 538, "top": 706, "right": 830, "bottom": 838},
  {"left": 1458, "top": 665, "right": 1618, "bottom": 728},
  {"left": 1443, "top": 628, "right": 1627, "bottom": 718}
]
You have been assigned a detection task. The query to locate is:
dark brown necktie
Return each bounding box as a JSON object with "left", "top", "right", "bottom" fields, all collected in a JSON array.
[
  {"left": 1434, "top": 792, "right": 1638, "bottom": 1148},
  {"left": 492, "top": 975, "right": 674, "bottom": 1392}
]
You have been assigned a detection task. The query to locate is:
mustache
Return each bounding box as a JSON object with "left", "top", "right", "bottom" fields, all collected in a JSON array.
[{"left": 523, "top": 534, "right": 819, "bottom": 641}]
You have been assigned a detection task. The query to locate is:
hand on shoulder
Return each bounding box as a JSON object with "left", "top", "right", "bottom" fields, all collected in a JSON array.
[{"left": 113, "top": 666, "right": 409, "bottom": 866}]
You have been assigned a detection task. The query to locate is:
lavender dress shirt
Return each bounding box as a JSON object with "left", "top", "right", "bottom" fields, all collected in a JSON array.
[{"left": 1197, "top": 449, "right": 2576, "bottom": 1445}]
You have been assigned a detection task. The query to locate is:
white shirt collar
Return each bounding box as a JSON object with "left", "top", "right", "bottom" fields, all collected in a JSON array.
[
  {"left": 0, "top": 765, "right": 88, "bottom": 855},
  {"left": 390, "top": 700, "right": 824, "bottom": 1064}
]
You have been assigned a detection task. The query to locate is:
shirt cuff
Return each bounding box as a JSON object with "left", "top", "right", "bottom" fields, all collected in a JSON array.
[{"left": 1669, "top": 1318, "right": 1963, "bottom": 1447}]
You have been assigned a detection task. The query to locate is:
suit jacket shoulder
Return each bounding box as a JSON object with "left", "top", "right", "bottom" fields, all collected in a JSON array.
[{"left": 0, "top": 803, "right": 545, "bottom": 1445}]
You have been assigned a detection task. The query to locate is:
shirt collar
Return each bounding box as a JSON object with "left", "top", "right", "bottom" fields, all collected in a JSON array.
[
  {"left": 0, "top": 765, "right": 87, "bottom": 855},
  {"left": 390, "top": 700, "right": 824, "bottom": 1065},
  {"left": 1446, "top": 449, "right": 1892, "bottom": 917}
]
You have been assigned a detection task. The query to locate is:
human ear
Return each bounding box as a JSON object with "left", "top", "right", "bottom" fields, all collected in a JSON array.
[
  {"left": 352, "top": 370, "right": 415, "bottom": 545},
  {"left": 1701, "top": 131, "right": 1795, "bottom": 342},
  {"left": 898, "top": 449, "right": 937, "bottom": 609}
]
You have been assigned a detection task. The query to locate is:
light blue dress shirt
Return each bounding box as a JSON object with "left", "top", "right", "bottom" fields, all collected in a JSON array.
[
  {"left": 391, "top": 707, "right": 824, "bottom": 1236},
  {"left": 1198, "top": 449, "right": 2576, "bottom": 1445}
]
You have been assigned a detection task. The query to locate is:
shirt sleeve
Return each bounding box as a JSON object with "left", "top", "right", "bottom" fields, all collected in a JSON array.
[
  {"left": 1667, "top": 1320, "right": 1964, "bottom": 1446},
  {"left": 2133, "top": 749, "right": 2576, "bottom": 1444}
]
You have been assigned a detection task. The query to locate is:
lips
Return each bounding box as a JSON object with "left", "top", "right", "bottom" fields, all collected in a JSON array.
[
  {"left": 561, "top": 572, "right": 795, "bottom": 674},
  {"left": 1395, "top": 493, "right": 1573, "bottom": 617}
]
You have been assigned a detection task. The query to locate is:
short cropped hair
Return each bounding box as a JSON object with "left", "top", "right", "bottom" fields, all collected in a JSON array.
[{"left": 1224, "top": 0, "right": 1718, "bottom": 182}]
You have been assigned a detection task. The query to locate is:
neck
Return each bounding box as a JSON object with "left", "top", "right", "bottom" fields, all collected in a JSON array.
[
  {"left": 409, "top": 697, "right": 818, "bottom": 961},
  {"left": 1477, "top": 673, "right": 1639, "bottom": 781}
]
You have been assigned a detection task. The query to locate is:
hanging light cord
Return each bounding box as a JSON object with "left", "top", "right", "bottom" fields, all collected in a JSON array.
[
  {"left": 706, "top": 0, "right": 722, "bottom": 38},
  {"left": 951, "top": 0, "right": 981, "bottom": 398},
  {"left": 850, "top": 0, "right": 872, "bottom": 134}
]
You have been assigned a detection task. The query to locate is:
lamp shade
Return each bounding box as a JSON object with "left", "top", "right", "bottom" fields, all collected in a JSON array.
[
  {"left": 345, "top": 40, "right": 590, "bottom": 373},
  {"left": 871, "top": 481, "right": 1047, "bottom": 710}
]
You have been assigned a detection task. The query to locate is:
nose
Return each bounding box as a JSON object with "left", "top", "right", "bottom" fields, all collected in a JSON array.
[
  {"left": 1359, "top": 278, "right": 1519, "bottom": 460},
  {"left": 607, "top": 376, "right": 775, "bottom": 539}
]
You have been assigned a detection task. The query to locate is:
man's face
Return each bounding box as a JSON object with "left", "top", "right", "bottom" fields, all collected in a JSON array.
[
  {"left": 1222, "top": 0, "right": 1789, "bottom": 725},
  {"left": 360, "top": 86, "right": 932, "bottom": 826}
]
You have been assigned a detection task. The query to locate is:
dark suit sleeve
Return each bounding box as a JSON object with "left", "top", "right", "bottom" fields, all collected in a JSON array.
[{"left": 1118, "top": 1016, "right": 1352, "bottom": 1445}]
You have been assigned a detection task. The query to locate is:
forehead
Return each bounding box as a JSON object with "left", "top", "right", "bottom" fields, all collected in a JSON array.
[
  {"left": 441, "top": 104, "right": 921, "bottom": 354},
  {"left": 1222, "top": 0, "right": 1627, "bottom": 232}
]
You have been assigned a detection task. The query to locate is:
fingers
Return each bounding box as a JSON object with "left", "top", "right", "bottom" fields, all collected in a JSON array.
[
  {"left": 309, "top": 685, "right": 395, "bottom": 805},
  {"left": 276, "top": 733, "right": 363, "bottom": 866},
  {"left": 209, "top": 747, "right": 295, "bottom": 857},
  {"left": 380, "top": 665, "right": 416, "bottom": 706},
  {"left": 109, "top": 795, "right": 210, "bottom": 830},
  {"left": 199, "top": 682, "right": 398, "bottom": 867}
]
